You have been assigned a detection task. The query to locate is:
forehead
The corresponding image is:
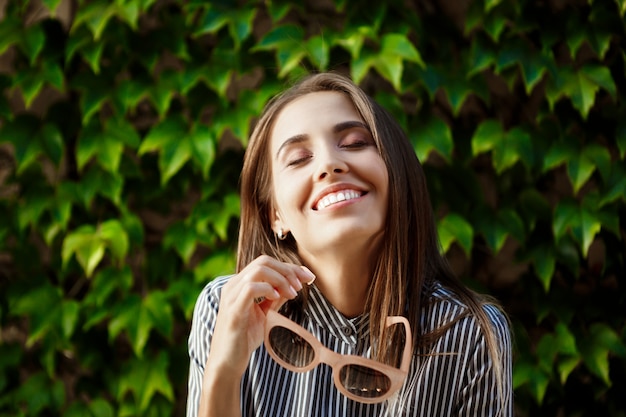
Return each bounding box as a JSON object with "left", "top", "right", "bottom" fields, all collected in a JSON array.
[{"left": 269, "top": 91, "right": 362, "bottom": 150}]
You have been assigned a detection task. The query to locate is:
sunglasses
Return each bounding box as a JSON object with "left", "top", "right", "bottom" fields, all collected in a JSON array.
[{"left": 263, "top": 309, "right": 413, "bottom": 404}]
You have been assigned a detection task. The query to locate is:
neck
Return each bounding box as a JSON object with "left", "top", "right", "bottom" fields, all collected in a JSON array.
[{"left": 300, "top": 250, "right": 376, "bottom": 318}]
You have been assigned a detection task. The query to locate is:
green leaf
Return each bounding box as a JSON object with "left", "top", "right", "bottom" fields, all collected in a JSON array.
[
  {"left": 513, "top": 360, "right": 550, "bottom": 404},
  {"left": 189, "top": 123, "right": 216, "bottom": 179},
  {"left": 193, "top": 251, "right": 236, "bottom": 284},
  {"left": 475, "top": 208, "right": 525, "bottom": 253},
  {"left": 83, "top": 266, "right": 133, "bottom": 309},
  {"left": 307, "top": 34, "right": 330, "bottom": 71},
  {"left": 380, "top": 33, "right": 425, "bottom": 67},
  {"left": 472, "top": 120, "right": 533, "bottom": 173},
  {"left": 553, "top": 199, "right": 602, "bottom": 258},
  {"left": 108, "top": 292, "right": 173, "bottom": 356},
  {"left": 527, "top": 244, "right": 556, "bottom": 292},
  {"left": 77, "top": 120, "right": 125, "bottom": 173},
  {"left": 159, "top": 136, "right": 191, "bottom": 185},
  {"left": 72, "top": 0, "right": 116, "bottom": 41},
  {"left": 139, "top": 116, "right": 186, "bottom": 154},
  {"left": 0, "top": 17, "right": 21, "bottom": 56},
  {"left": 579, "top": 323, "right": 626, "bottom": 385},
  {"left": 437, "top": 213, "right": 474, "bottom": 256},
  {"left": 22, "top": 25, "right": 46, "bottom": 65},
  {"left": 558, "top": 355, "right": 580, "bottom": 385},
  {"left": 485, "top": 0, "right": 503, "bottom": 12},
  {"left": 552, "top": 142, "right": 609, "bottom": 195},
  {"left": 98, "top": 219, "right": 129, "bottom": 263},
  {"left": 252, "top": 25, "right": 306, "bottom": 77},
  {"left": 163, "top": 222, "right": 197, "bottom": 265},
  {"left": 117, "top": 352, "right": 174, "bottom": 411},
  {"left": 1, "top": 115, "right": 41, "bottom": 174},
  {"left": 546, "top": 65, "right": 616, "bottom": 119}
]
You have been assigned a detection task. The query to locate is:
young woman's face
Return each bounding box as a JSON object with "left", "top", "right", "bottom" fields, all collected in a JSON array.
[{"left": 269, "top": 91, "right": 389, "bottom": 258}]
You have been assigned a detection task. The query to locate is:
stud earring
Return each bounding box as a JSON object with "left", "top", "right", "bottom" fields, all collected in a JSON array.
[{"left": 277, "top": 229, "right": 287, "bottom": 240}]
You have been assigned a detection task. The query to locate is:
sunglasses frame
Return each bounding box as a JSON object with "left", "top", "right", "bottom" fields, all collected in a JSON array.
[{"left": 263, "top": 309, "right": 413, "bottom": 404}]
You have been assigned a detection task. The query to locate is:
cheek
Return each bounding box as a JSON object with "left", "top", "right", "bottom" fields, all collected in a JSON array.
[{"left": 272, "top": 172, "right": 309, "bottom": 215}]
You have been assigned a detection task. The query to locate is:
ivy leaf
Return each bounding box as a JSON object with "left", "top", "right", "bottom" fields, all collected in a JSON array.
[
  {"left": 189, "top": 123, "right": 216, "bottom": 179},
  {"left": 159, "top": 135, "right": 192, "bottom": 185},
  {"left": 475, "top": 208, "right": 525, "bottom": 253},
  {"left": 105, "top": 116, "right": 141, "bottom": 149},
  {"left": 496, "top": 40, "right": 553, "bottom": 94},
  {"left": 77, "top": 120, "right": 124, "bottom": 173},
  {"left": 353, "top": 33, "right": 424, "bottom": 91},
  {"left": 526, "top": 244, "right": 556, "bottom": 292},
  {"left": 72, "top": 0, "right": 116, "bottom": 41},
  {"left": 468, "top": 35, "right": 497, "bottom": 77},
  {"left": 79, "top": 167, "right": 124, "bottom": 207},
  {"left": 11, "top": 282, "right": 61, "bottom": 346},
  {"left": 108, "top": 292, "right": 173, "bottom": 356},
  {"left": 513, "top": 360, "right": 550, "bottom": 404},
  {"left": 83, "top": 266, "right": 133, "bottom": 310},
  {"left": 553, "top": 198, "right": 602, "bottom": 258},
  {"left": 546, "top": 141, "right": 611, "bottom": 195},
  {"left": 381, "top": 33, "right": 425, "bottom": 68},
  {"left": 472, "top": 120, "right": 533, "bottom": 173},
  {"left": 579, "top": 323, "right": 626, "bottom": 385},
  {"left": 0, "top": 17, "right": 21, "bottom": 56},
  {"left": 483, "top": 7, "right": 507, "bottom": 41},
  {"left": 193, "top": 251, "right": 236, "bottom": 285},
  {"left": 139, "top": 116, "right": 191, "bottom": 185},
  {"left": 599, "top": 163, "right": 626, "bottom": 206},
  {"left": 163, "top": 221, "right": 197, "bottom": 265},
  {"left": 22, "top": 25, "right": 46, "bottom": 65},
  {"left": 546, "top": 64, "right": 616, "bottom": 119},
  {"left": 336, "top": 25, "right": 376, "bottom": 58},
  {"left": 252, "top": 25, "right": 306, "bottom": 78},
  {"left": 484, "top": 0, "right": 503, "bottom": 12},
  {"left": 213, "top": 193, "right": 241, "bottom": 240},
  {"left": 1, "top": 115, "right": 41, "bottom": 174},
  {"left": 437, "top": 213, "right": 474, "bottom": 256},
  {"left": 307, "top": 34, "right": 330, "bottom": 71},
  {"left": 195, "top": 6, "right": 256, "bottom": 50},
  {"left": 117, "top": 352, "right": 174, "bottom": 411},
  {"left": 98, "top": 219, "right": 129, "bottom": 264},
  {"left": 566, "top": 144, "right": 606, "bottom": 194}
]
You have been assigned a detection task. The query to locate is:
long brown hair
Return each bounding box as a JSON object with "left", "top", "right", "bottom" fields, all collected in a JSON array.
[{"left": 237, "top": 72, "right": 509, "bottom": 412}]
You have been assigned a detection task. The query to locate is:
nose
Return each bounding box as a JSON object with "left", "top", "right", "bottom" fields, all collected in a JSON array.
[{"left": 315, "top": 147, "right": 348, "bottom": 180}]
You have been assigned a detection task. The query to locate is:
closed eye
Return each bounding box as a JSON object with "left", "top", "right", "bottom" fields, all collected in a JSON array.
[{"left": 287, "top": 155, "right": 312, "bottom": 166}]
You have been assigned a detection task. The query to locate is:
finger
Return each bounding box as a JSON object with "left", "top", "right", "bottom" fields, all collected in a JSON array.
[
  {"left": 237, "top": 261, "right": 299, "bottom": 299},
  {"left": 250, "top": 256, "right": 316, "bottom": 292}
]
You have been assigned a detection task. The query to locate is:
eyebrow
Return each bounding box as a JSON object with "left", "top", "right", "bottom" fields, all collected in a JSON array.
[{"left": 275, "top": 120, "right": 370, "bottom": 159}]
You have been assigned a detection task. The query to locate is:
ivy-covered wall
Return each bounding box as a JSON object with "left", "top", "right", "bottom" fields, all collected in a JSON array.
[{"left": 0, "top": 0, "right": 624, "bottom": 416}]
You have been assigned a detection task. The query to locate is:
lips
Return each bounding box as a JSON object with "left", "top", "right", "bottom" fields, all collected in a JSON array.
[{"left": 312, "top": 185, "right": 366, "bottom": 211}]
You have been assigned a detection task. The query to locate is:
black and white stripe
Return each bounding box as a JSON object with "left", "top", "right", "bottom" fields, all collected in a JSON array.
[{"left": 187, "top": 276, "right": 513, "bottom": 417}]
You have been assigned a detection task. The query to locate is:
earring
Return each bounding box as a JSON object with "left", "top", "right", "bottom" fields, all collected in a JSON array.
[{"left": 277, "top": 228, "right": 287, "bottom": 240}]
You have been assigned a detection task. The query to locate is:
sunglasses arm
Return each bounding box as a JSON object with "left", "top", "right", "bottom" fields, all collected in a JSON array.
[{"left": 385, "top": 316, "right": 413, "bottom": 373}]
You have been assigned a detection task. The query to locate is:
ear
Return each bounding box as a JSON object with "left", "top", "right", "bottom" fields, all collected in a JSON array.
[{"left": 270, "top": 207, "right": 289, "bottom": 236}]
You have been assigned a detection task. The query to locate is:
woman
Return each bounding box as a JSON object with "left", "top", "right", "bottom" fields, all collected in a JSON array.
[{"left": 187, "top": 72, "right": 513, "bottom": 417}]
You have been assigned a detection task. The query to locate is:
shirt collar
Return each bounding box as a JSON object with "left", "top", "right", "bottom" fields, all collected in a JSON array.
[{"left": 304, "top": 284, "right": 370, "bottom": 345}]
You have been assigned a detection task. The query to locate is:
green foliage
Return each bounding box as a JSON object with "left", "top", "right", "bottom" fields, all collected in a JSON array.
[{"left": 0, "top": 0, "right": 624, "bottom": 416}]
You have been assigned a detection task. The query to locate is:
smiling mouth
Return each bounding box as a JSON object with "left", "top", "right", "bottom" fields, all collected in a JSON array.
[{"left": 314, "top": 190, "right": 365, "bottom": 210}]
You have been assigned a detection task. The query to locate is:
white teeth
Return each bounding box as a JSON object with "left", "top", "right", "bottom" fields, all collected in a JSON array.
[{"left": 316, "top": 190, "right": 361, "bottom": 210}]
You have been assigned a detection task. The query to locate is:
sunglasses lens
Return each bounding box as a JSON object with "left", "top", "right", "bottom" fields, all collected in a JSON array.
[
  {"left": 339, "top": 365, "right": 392, "bottom": 399},
  {"left": 268, "top": 326, "right": 315, "bottom": 368}
]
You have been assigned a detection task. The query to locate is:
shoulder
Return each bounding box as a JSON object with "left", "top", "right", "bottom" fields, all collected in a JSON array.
[
  {"left": 191, "top": 275, "right": 233, "bottom": 321},
  {"left": 424, "top": 282, "right": 511, "bottom": 346}
]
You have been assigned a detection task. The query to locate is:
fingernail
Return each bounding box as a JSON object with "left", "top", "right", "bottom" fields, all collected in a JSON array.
[
  {"left": 289, "top": 286, "right": 298, "bottom": 297},
  {"left": 301, "top": 266, "right": 316, "bottom": 285}
]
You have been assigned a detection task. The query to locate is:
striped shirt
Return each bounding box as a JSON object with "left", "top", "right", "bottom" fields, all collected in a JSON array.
[{"left": 187, "top": 276, "right": 513, "bottom": 417}]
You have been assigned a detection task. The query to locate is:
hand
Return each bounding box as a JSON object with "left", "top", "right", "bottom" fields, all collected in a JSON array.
[{"left": 206, "top": 255, "right": 316, "bottom": 377}]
